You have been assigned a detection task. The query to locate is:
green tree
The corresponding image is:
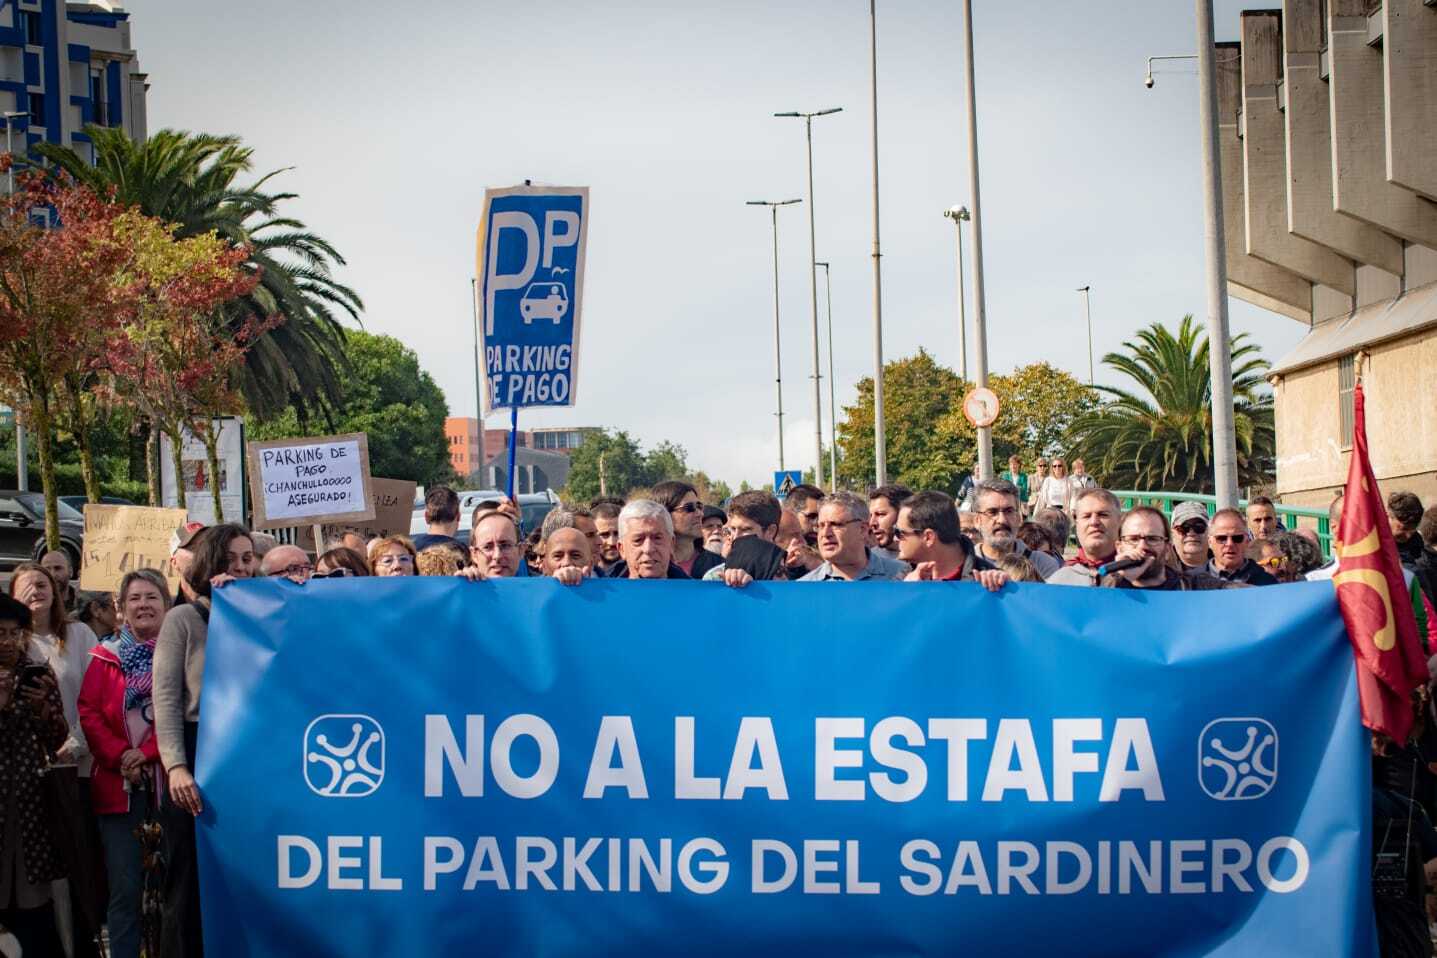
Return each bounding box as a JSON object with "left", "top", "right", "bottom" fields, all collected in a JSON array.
[
  {"left": 642, "top": 441, "right": 688, "bottom": 486},
  {"left": 34, "top": 127, "right": 362, "bottom": 422},
  {"left": 563, "top": 429, "right": 647, "bottom": 501},
  {"left": 836, "top": 349, "right": 969, "bottom": 492},
  {"left": 934, "top": 363, "right": 1098, "bottom": 471},
  {"left": 248, "top": 330, "right": 451, "bottom": 485},
  {"left": 1065, "top": 316, "right": 1274, "bottom": 492}
]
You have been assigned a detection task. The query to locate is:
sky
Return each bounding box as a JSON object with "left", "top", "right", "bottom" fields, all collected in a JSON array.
[{"left": 122, "top": 0, "right": 1307, "bottom": 490}]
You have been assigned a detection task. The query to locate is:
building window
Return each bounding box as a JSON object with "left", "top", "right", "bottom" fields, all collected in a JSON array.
[
  {"left": 90, "top": 69, "right": 107, "bottom": 125},
  {"left": 21, "top": 11, "right": 40, "bottom": 45},
  {"left": 27, "top": 91, "right": 42, "bottom": 126},
  {"left": 1337, "top": 354, "right": 1355, "bottom": 448}
]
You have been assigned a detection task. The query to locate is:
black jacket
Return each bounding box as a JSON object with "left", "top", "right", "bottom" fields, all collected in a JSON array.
[
  {"left": 600, "top": 560, "right": 692, "bottom": 580},
  {"left": 686, "top": 547, "right": 725, "bottom": 580},
  {"left": 1396, "top": 535, "right": 1437, "bottom": 609},
  {"left": 1207, "top": 558, "right": 1278, "bottom": 586}
]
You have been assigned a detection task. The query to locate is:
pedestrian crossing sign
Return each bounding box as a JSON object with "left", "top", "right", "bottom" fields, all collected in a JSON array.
[{"left": 773, "top": 470, "right": 802, "bottom": 500}]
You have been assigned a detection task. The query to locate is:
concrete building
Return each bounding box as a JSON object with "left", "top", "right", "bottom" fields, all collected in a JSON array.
[
  {"left": 1219, "top": 0, "right": 1437, "bottom": 507},
  {"left": 0, "top": 1, "right": 147, "bottom": 163}
]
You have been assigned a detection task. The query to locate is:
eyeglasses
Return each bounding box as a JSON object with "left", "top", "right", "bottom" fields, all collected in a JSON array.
[
  {"left": 1257, "top": 556, "right": 1285, "bottom": 569},
  {"left": 816, "top": 519, "right": 864, "bottom": 534},
  {"left": 978, "top": 507, "right": 1019, "bottom": 519},
  {"left": 892, "top": 527, "right": 924, "bottom": 540},
  {"left": 474, "top": 541, "right": 518, "bottom": 553},
  {"left": 1175, "top": 522, "right": 1208, "bottom": 535},
  {"left": 1211, "top": 534, "right": 1247, "bottom": 545},
  {"left": 375, "top": 554, "right": 414, "bottom": 567},
  {"left": 672, "top": 502, "right": 703, "bottom": 515},
  {"left": 1119, "top": 535, "right": 1167, "bottom": 546},
  {"left": 268, "top": 563, "right": 313, "bottom": 578}
]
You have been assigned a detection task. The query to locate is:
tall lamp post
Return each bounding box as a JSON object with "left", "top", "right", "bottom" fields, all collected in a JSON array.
[
  {"left": 959, "top": 0, "right": 993, "bottom": 479},
  {"left": 747, "top": 198, "right": 803, "bottom": 472},
  {"left": 1194, "top": 0, "right": 1238, "bottom": 508},
  {"left": 775, "top": 106, "right": 842, "bottom": 489},
  {"left": 816, "top": 261, "right": 838, "bottom": 490},
  {"left": 4, "top": 109, "right": 26, "bottom": 491},
  {"left": 1077, "top": 285, "right": 1094, "bottom": 385},
  {"left": 942, "top": 205, "right": 970, "bottom": 382},
  {"left": 867, "top": 0, "right": 887, "bottom": 486}
]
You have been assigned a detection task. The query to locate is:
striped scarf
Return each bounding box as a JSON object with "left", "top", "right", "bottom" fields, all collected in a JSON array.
[{"left": 116, "top": 626, "right": 156, "bottom": 713}]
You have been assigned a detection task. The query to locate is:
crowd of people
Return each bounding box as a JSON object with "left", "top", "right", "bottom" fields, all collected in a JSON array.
[{"left": 3, "top": 468, "right": 1437, "bottom": 957}]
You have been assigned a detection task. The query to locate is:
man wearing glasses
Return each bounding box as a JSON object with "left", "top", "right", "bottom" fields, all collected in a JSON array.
[
  {"left": 1206, "top": 509, "right": 1278, "bottom": 585},
  {"left": 799, "top": 492, "right": 908, "bottom": 581},
  {"left": 260, "top": 545, "right": 313, "bottom": 584},
  {"left": 1101, "top": 507, "right": 1227, "bottom": 591},
  {"left": 469, "top": 512, "right": 523, "bottom": 578},
  {"left": 893, "top": 492, "right": 1006, "bottom": 590},
  {"left": 1170, "top": 501, "right": 1211, "bottom": 573},
  {"left": 971, "top": 479, "right": 1060, "bottom": 579}
]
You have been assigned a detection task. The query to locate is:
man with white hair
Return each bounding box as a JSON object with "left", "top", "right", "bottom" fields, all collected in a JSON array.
[
  {"left": 260, "top": 544, "right": 313, "bottom": 584},
  {"left": 799, "top": 491, "right": 908, "bottom": 581},
  {"left": 602, "top": 499, "right": 689, "bottom": 579}
]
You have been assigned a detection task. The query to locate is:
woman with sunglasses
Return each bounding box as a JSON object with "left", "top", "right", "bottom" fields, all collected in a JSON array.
[
  {"left": 315, "top": 547, "right": 370, "bottom": 577},
  {"left": 651, "top": 480, "right": 724, "bottom": 580}
]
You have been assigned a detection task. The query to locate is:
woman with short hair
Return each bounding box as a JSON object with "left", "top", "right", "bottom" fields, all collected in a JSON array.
[
  {"left": 367, "top": 536, "right": 417, "bottom": 577},
  {"left": 315, "top": 547, "right": 370, "bottom": 577},
  {"left": 77, "top": 569, "right": 171, "bottom": 958}
]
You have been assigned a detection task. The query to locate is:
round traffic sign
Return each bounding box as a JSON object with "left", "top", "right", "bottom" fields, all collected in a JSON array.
[{"left": 962, "top": 387, "right": 1000, "bottom": 428}]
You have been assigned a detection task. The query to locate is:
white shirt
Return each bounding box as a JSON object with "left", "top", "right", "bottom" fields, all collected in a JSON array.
[{"left": 29, "top": 621, "right": 99, "bottom": 776}]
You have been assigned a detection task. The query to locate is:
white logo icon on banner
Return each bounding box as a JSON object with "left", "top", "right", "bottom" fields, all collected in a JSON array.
[
  {"left": 303, "top": 714, "right": 385, "bottom": 797},
  {"left": 1198, "top": 718, "right": 1277, "bottom": 800}
]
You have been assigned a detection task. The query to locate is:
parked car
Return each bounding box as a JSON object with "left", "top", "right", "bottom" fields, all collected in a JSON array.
[
  {"left": 451, "top": 489, "right": 561, "bottom": 548},
  {"left": 58, "top": 495, "right": 134, "bottom": 513},
  {"left": 0, "top": 491, "right": 85, "bottom": 570}
]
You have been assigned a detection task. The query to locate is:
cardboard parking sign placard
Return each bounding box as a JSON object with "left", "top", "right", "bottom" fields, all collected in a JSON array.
[{"left": 476, "top": 185, "right": 589, "bottom": 414}]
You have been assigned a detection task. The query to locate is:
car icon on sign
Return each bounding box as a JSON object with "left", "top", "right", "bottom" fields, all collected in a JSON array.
[{"left": 519, "top": 282, "right": 569, "bottom": 324}]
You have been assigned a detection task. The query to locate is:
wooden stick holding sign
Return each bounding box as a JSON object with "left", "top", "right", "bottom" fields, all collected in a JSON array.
[{"left": 247, "top": 432, "right": 376, "bottom": 530}]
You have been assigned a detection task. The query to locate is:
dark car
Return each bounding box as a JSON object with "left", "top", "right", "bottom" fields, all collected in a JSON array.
[
  {"left": 58, "top": 495, "right": 133, "bottom": 513},
  {"left": 0, "top": 491, "right": 85, "bottom": 570}
]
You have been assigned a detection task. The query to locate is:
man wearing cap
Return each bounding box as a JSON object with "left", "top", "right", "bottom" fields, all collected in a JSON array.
[
  {"left": 701, "top": 505, "right": 726, "bottom": 556},
  {"left": 1170, "top": 501, "right": 1211, "bottom": 573},
  {"left": 170, "top": 522, "right": 206, "bottom": 600}
]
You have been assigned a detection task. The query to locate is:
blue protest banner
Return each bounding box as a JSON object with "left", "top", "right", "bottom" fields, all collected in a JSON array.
[
  {"left": 475, "top": 185, "right": 588, "bottom": 414},
  {"left": 197, "top": 579, "right": 1375, "bottom": 957}
]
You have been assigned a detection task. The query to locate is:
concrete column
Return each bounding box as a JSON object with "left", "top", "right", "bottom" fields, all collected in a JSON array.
[
  {"left": 1383, "top": 0, "right": 1437, "bottom": 201},
  {"left": 1328, "top": 0, "right": 1437, "bottom": 246},
  {"left": 1217, "top": 41, "right": 1314, "bottom": 322},
  {"left": 1240, "top": 12, "right": 1356, "bottom": 295},
  {"left": 1282, "top": 0, "right": 1404, "bottom": 275}
]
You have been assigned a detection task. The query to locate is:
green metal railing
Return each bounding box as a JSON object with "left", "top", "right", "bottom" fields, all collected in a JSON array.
[{"left": 1113, "top": 491, "right": 1331, "bottom": 558}]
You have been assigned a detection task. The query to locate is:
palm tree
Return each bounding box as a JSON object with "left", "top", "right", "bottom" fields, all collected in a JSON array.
[
  {"left": 1066, "top": 316, "right": 1274, "bottom": 493},
  {"left": 32, "top": 126, "right": 361, "bottom": 422}
]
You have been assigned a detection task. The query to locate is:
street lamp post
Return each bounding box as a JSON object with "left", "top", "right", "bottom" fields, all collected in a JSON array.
[
  {"left": 1194, "top": 0, "right": 1239, "bottom": 508},
  {"left": 959, "top": 0, "right": 993, "bottom": 479},
  {"left": 4, "top": 109, "right": 26, "bottom": 491},
  {"left": 775, "top": 106, "right": 842, "bottom": 489},
  {"left": 943, "top": 205, "right": 970, "bottom": 382},
  {"left": 747, "top": 198, "right": 803, "bottom": 472},
  {"left": 867, "top": 0, "right": 887, "bottom": 487},
  {"left": 816, "top": 261, "right": 838, "bottom": 491},
  {"left": 1077, "top": 285, "right": 1094, "bottom": 385}
]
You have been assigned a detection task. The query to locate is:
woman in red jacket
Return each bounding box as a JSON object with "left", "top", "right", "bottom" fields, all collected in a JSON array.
[{"left": 78, "top": 568, "right": 170, "bottom": 958}]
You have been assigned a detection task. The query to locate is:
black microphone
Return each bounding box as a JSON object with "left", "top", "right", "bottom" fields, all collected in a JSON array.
[{"left": 1095, "top": 556, "right": 1144, "bottom": 576}]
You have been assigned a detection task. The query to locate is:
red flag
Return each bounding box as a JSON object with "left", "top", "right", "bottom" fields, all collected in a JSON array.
[{"left": 1333, "top": 382, "right": 1427, "bottom": 742}]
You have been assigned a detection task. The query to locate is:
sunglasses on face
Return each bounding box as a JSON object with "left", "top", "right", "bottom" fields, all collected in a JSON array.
[
  {"left": 312, "top": 567, "right": 354, "bottom": 579},
  {"left": 1212, "top": 534, "right": 1247, "bottom": 545},
  {"left": 672, "top": 502, "right": 703, "bottom": 515},
  {"left": 1175, "top": 522, "right": 1208, "bottom": 535},
  {"left": 892, "top": 526, "right": 924, "bottom": 540}
]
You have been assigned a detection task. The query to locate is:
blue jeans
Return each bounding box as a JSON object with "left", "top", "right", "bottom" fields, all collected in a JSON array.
[{"left": 98, "top": 801, "right": 147, "bottom": 958}]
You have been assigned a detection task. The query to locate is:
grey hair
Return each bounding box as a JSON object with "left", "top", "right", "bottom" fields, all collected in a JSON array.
[
  {"left": 118, "top": 568, "right": 172, "bottom": 609},
  {"left": 822, "top": 491, "right": 870, "bottom": 523},
  {"left": 541, "top": 508, "right": 580, "bottom": 541},
  {"left": 618, "top": 499, "right": 673, "bottom": 538},
  {"left": 974, "top": 478, "right": 1021, "bottom": 505}
]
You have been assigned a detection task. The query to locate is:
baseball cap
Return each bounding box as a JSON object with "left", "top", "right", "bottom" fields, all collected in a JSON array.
[
  {"left": 702, "top": 505, "right": 727, "bottom": 525},
  {"left": 1170, "top": 502, "right": 1209, "bottom": 528},
  {"left": 170, "top": 522, "right": 205, "bottom": 556}
]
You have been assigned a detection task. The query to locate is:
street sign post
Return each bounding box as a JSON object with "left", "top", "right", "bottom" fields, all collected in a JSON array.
[{"left": 773, "top": 469, "right": 802, "bottom": 500}]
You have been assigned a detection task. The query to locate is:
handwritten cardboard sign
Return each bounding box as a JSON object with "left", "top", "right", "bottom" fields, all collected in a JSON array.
[
  {"left": 295, "top": 478, "right": 417, "bottom": 551},
  {"left": 79, "top": 504, "right": 188, "bottom": 594},
  {"left": 247, "top": 432, "right": 376, "bottom": 529}
]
